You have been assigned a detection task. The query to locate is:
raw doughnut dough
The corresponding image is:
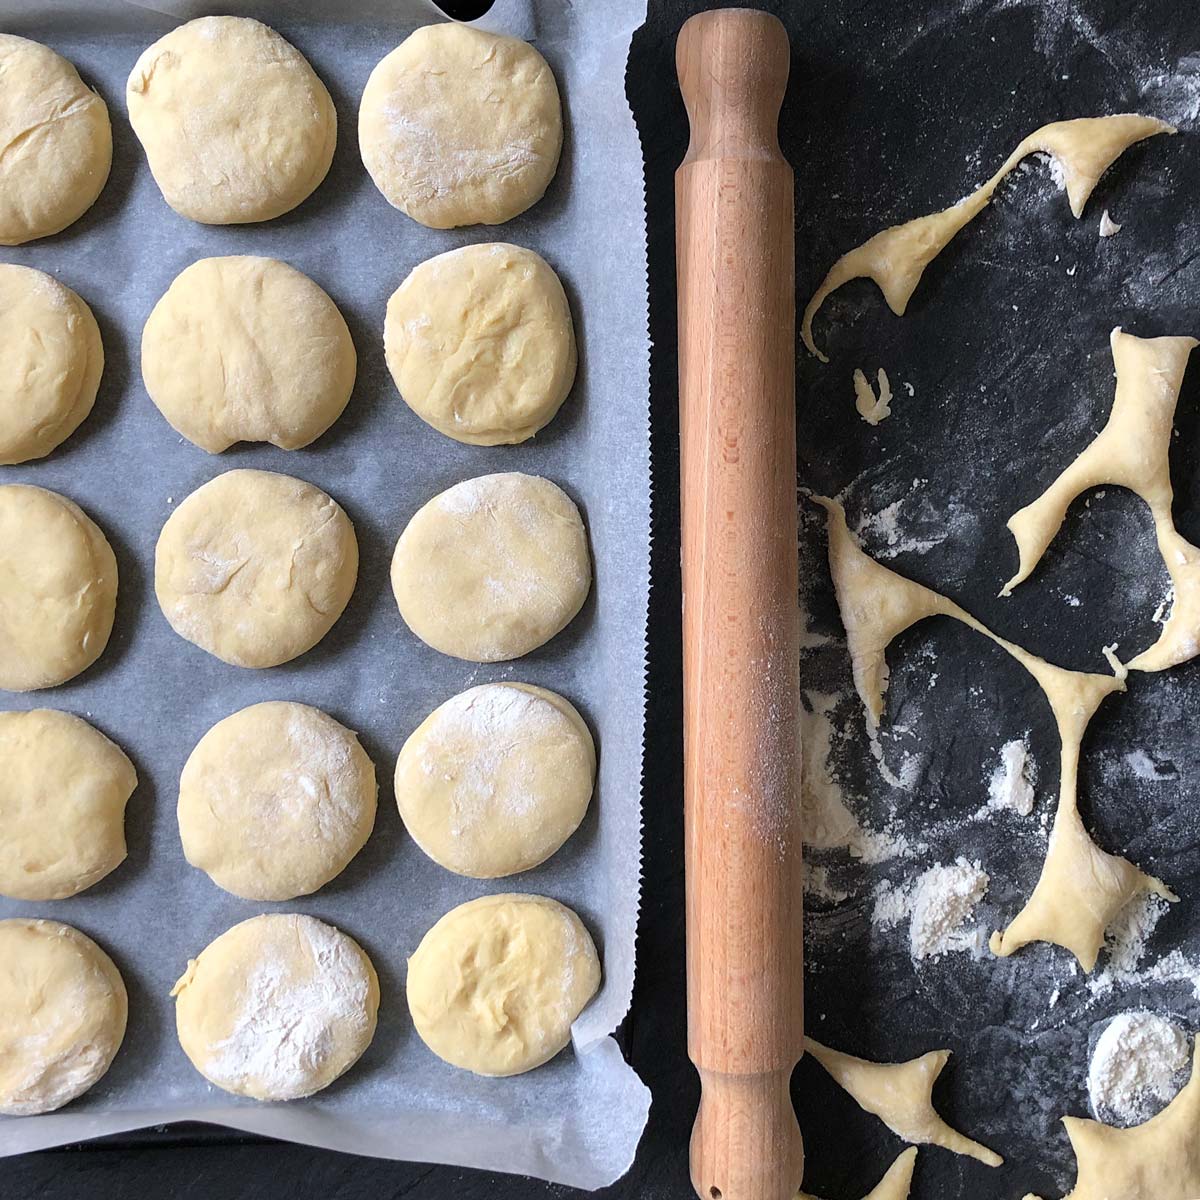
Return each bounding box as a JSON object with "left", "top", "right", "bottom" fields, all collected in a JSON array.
[
  {"left": 142, "top": 257, "right": 355, "bottom": 453},
  {"left": 1027, "top": 1036, "right": 1200, "bottom": 1200},
  {"left": 384, "top": 243, "right": 576, "bottom": 445},
  {"left": 155, "top": 469, "right": 358, "bottom": 668},
  {"left": 178, "top": 701, "right": 376, "bottom": 900},
  {"left": 1003, "top": 329, "right": 1200, "bottom": 672},
  {"left": 358, "top": 24, "right": 562, "bottom": 228},
  {"left": 0, "top": 710, "right": 136, "bottom": 900},
  {"left": 407, "top": 893, "right": 600, "bottom": 1076},
  {"left": 802, "top": 114, "right": 1174, "bottom": 361},
  {"left": 0, "top": 919, "right": 127, "bottom": 1115},
  {"left": 0, "top": 264, "right": 104, "bottom": 465},
  {"left": 391, "top": 472, "right": 590, "bottom": 662},
  {"left": 127, "top": 16, "right": 336, "bottom": 225},
  {"left": 395, "top": 682, "right": 594, "bottom": 878},
  {"left": 806, "top": 1038, "right": 1002, "bottom": 1166},
  {"left": 0, "top": 485, "right": 118, "bottom": 692},
  {"left": 817, "top": 497, "right": 1173, "bottom": 970},
  {"left": 172, "top": 913, "right": 378, "bottom": 1101},
  {"left": 799, "top": 1149, "right": 918, "bottom": 1200},
  {"left": 0, "top": 36, "right": 111, "bottom": 245}
]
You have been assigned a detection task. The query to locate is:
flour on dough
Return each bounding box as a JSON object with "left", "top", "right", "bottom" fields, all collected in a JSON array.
[
  {"left": 798, "top": 1148, "right": 918, "bottom": 1200},
  {"left": 806, "top": 1037, "right": 1002, "bottom": 1166},
  {"left": 1025, "top": 1035, "right": 1200, "bottom": 1200},
  {"left": 802, "top": 115, "right": 1174, "bottom": 361},
  {"left": 1002, "top": 328, "right": 1200, "bottom": 672},
  {"left": 817, "top": 497, "right": 1173, "bottom": 970}
]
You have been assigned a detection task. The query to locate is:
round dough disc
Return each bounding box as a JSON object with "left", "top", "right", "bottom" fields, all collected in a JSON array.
[
  {"left": 0, "top": 264, "right": 104, "bottom": 465},
  {"left": 0, "top": 710, "right": 136, "bottom": 900},
  {"left": 173, "top": 913, "right": 379, "bottom": 1101},
  {"left": 0, "top": 485, "right": 118, "bottom": 692},
  {"left": 0, "top": 35, "right": 112, "bottom": 246},
  {"left": 155, "top": 469, "right": 358, "bottom": 668},
  {"left": 142, "top": 257, "right": 355, "bottom": 453},
  {"left": 358, "top": 24, "right": 562, "bottom": 229},
  {"left": 384, "top": 244, "right": 576, "bottom": 445},
  {"left": 179, "top": 701, "right": 377, "bottom": 900},
  {"left": 0, "top": 919, "right": 127, "bottom": 1115},
  {"left": 391, "top": 472, "right": 590, "bottom": 662},
  {"left": 127, "top": 16, "right": 336, "bottom": 225},
  {"left": 407, "top": 893, "right": 600, "bottom": 1076},
  {"left": 396, "top": 683, "right": 594, "bottom": 877}
]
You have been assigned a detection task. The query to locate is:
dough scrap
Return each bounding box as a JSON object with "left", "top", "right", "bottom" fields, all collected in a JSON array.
[
  {"left": 172, "top": 913, "right": 378, "bottom": 1101},
  {"left": 396, "top": 682, "right": 595, "bottom": 878},
  {"left": 358, "top": 24, "right": 562, "bottom": 229},
  {"left": 817, "top": 497, "right": 1172, "bottom": 970},
  {"left": 798, "top": 1148, "right": 918, "bottom": 1200},
  {"left": 1025, "top": 1037, "right": 1200, "bottom": 1200},
  {"left": 155, "top": 469, "right": 358, "bottom": 668},
  {"left": 806, "top": 1038, "right": 1001, "bottom": 1166},
  {"left": 1002, "top": 328, "right": 1200, "bottom": 672},
  {"left": 179, "top": 701, "right": 377, "bottom": 900},
  {"left": 406, "top": 892, "right": 601, "bottom": 1076},
  {"left": 0, "top": 710, "right": 136, "bottom": 900},
  {"left": 0, "top": 264, "right": 104, "bottom": 465},
  {"left": 384, "top": 243, "right": 576, "bottom": 445},
  {"left": 852, "top": 367, "right": 892, "bottom": 425},
  {"left": 0, "top": 485, "right": 118, "bottom": 692},
  {"left": 0, "top": 919, "right": 127, "bottom": 1115},
  {"left": 391, "top": 472, "right": 590, "bottom": 663},
  {"left": 0, "top": 35, "right": 111, "bottom": 246},
  {"left": 802, "top": 115, "right": 1174, "bottom": 361},
  {"left": 142, "top": 256, "right": 355, "bottom": 453},
  {"left": 127, "top": 16, "right": 336, "bottom": 225}
]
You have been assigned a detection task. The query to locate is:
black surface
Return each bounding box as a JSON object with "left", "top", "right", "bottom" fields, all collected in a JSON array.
[{"left": 11, "top": 1, "right": 1200, "bottom": 1197}]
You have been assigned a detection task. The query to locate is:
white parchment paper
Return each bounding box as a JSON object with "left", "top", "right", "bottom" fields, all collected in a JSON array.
[{"left": 0, "top": 0, "right": 651, "bottom": 1187}]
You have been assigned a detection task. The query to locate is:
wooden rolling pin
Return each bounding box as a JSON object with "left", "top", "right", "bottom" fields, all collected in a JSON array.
[{"left": 676, "top": 11, "right": 803, "bottom": 1200}]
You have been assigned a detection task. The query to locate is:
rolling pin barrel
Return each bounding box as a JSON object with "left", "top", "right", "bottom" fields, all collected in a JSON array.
[{"left": 676, "top": 10, "right": 803, "bottom": 1200}]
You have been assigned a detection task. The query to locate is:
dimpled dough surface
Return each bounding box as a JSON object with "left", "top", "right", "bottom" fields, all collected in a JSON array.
[
  {"left": 142, "top": 257, "right": 356, "bottom": 453},
  {"left": 0, "top": 919, "right": 127, "bottom": 1115},
  {"left": 406, "top": 893, "right": 601, "bottom": 1076},
  {"left": 155, "top": 469, "right": 357, "bottom": 668},
  {"left": 0, "top": 35, "right": 111, "bottom": 246},
  {"left": 391, "top": 472, "right": 590, "bottom": 662},
  {"left": 0, "top": 485, "right": 117, "bottom": 692},
  {"left": 172, "top": 913, "right": 379, "bottom": 1101},
  {"left": 0, "top": 264, "right": 104, "bottom": 466},
  {"left": 0, "top": 710, "right": 136, "bottom": 901},
  {"left": 126, "top": 16, "right": 336, "bottom": 225},
  {"left": 395, "top": 683, "right": 594, "bottom": 878},
  {"left": 384, "top": 243, "right": 576, "bottom": 445},
  {"left": 178, "top": 701, "right": 377, "bottom": 901},
  {"left": 358, "top": 23, "right": 562, "bottom": 229}
]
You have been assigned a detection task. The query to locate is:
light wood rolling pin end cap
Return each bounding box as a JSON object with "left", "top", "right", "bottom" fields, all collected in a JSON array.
[{"left": 691, "top": 1068, "right": 804, "bottom": 1200}]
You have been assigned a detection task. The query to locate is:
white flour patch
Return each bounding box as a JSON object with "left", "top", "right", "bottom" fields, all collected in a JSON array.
[
  {"left": 1139, "top": 56, "right": 1200, "bottom": 127},
  {"left": 1125, "top": 749, "right": 1174, "bottom": 781},
  {"left": 804, "top": 864, "right": 850, "bottom": 904},
  {"left": 979, "top": 738, "right": 1036, "bottom": 818},
  {"left": 1088, "top": 1011, "right": 1190, "bottom": 1126},
  {"left": 872, "top": 858, "right": 990, "bottom": 961},
  {"left": 1088, "top": 894, "right": 1200, "bottom": 997}
]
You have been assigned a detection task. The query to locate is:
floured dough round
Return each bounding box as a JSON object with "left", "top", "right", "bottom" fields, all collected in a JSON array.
[
  {"left": 0, "top": 919, "right": 127, "bottom": 1115},
  {"left": 407, "top": 893, "right": 600, "bottom": 1076},
  {"left": 391, "top": 472, "right": 590, "bottom": 662},
  {"left": 396, "top": 683, "right": 594, "bottom": 877},
  {"left": 384, "top": 244, "right": 576, "bottom": 445},
  {"left": 172, "top": 913, "right": 379, "bottom": 1101},
  {"left": 0, "top": 264, "right": 104, "bottom": 465},
  {"left": 142, "top": 257, "right": 355, "bottom": 453},
  {"left": 127, "top": 16, "right": 336, "bottom": 225},
  {"left": 0, "top": 485, "right": 118, "bottom": 692},
  {"left": 155, "top": 469, "right": 358, "bottom": 668},
  {"left": 179, "top": 701, "right": 377, "bottom": 900},
  {"left": 0, "top": 35, "right": 111, "bottom": 246},
  {"left": 0, "top": 710, "right": 136, "bottom": 900},
  {"left": 358, "top": 24, "right": 562, "bottom": 228}
]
